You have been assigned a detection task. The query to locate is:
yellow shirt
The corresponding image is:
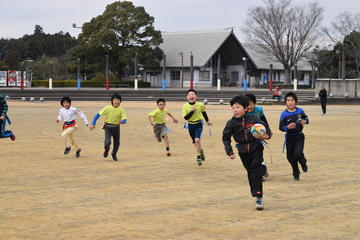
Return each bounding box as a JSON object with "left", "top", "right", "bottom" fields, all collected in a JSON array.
[
  {"left": 148, "top": 108, "right": 169, "bottom": 124},
  {"left": 99, "top": 105, "right": 127, "bottom": 124},
  {"left": 182, "top": 101, "right": 206, "bottom": 123}
]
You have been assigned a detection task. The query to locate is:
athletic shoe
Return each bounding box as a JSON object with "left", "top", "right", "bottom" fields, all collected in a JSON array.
[
  {"left": 76, "top": 148, "right": 81, "bottom": 158},
  {"left": 10, "top": 133, "right": 16, "bottom": 141},
  {"left": 293, "top": 177, "right": 300, "bottom": 181},
  {"left": 200, "top": 148, "right": 205, "bottom": 161},
  {"left": 64, "top": 147, "right": 71, "bottom": 154},
  {"left": 262, "top": 162, "right": 269, "bottom": 178},
  {"left": 166, "top": 151, "right": 171, "bottom": 156},
  {"left": 197, "top": 156, "right": 202, "bottom": 166},
  {"left": 255, "top": 201, "right": 264, "bottom": 210},
  {"left": 103, "top": 150, "right": 109, "bottom": 158},
  {"left": 301, "top": 163, "right": 308, "bottom": 172},
  {"left": 112, "top": 154, "right": 118, "bottom": 161}
]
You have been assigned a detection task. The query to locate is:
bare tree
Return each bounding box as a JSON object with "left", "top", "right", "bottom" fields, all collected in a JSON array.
[
  {"left": 242, "top": 0, "right": 324, "bottom": 84},
  {"left": 323, "top": 12, "right": 360, "bottom": 78}
]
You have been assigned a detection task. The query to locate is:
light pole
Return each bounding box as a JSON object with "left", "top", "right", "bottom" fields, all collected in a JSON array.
[
  {"left": 26, "top": 59, "right": 34, "bottom": 84},
  {"left": 49, "top": 60, "right": 53, "bottom": 89},
  {"left": 179, "top": 52, "right": 184, "bottom": 87},
  {"left": 242, "top": 57, "right": 248, "bottom": 91},
  {"left": 77, "top": 58, "right": 81, "bottom": 90}
]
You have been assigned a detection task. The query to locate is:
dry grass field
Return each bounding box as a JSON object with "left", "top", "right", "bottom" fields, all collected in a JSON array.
[{"left": 1, "top": 99, "right": 359, "bottom": 239}]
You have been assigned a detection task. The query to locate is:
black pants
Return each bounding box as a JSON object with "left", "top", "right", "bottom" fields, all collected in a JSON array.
[
  {"left": 104, "top": 125, "right": 120, "bottom": 156},
  {"left": 239, "top": 145, "right": 264, "bottom": 198},
  {"left": 320, "top": 98, "right": 327, "bottom": 114},
  {"left": 286, "top": 133, "right": 307, "bottom": 178}
]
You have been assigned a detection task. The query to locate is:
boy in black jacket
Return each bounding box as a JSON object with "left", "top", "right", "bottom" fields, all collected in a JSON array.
[{"left": 222, "top": 95, "right": 271, "bottom": 210}]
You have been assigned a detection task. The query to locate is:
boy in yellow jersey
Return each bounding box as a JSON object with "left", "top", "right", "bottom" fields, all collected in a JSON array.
[
  {"left": 90, "top": 93, "right": 127, "bottom": 161},
  {"left": 147, "top": 98, "right": 178, "bottom": 156},
  {"left": 182, "top": 89, "right": 213, "bottom": 166}
]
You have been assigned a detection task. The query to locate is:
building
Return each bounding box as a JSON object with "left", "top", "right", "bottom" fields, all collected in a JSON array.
[{"left": 142, "top": 28, "right": 312, "bottom": 88}]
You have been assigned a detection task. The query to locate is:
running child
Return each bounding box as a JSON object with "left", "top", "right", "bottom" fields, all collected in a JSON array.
[
  {"left": 147, "top": 98, "right": 178, "bottom": 156},
  {"left": 0, "top": 93, "right": 15, "bottom": 141},
  {"left": 56, "top": 96, "right": 88, "bottom": 158},
  {"left": 182, "top": 89, "right": 212, "bottom": 166},
  {"left": 279, "top": 92, "right": 309, "bottom": 181},
  {"left": 245, "top": 93, "right": 272, "bottom": 181},
  {"left": 90, "top": 93, "right": 127, "bottom": 161},
  {"left": 222, "top": 95, "right": 271, "bottom": 210}
]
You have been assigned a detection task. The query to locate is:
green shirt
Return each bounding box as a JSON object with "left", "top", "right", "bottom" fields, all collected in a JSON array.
[
  {"left": 99, "top": 105, "right": 127, "bottom": 124},
  {"left": 182, "top": 101, "right": 206, "bottom": 123},
  {"left": 148, "top": 108, "right": 169, "bottom": 124}
]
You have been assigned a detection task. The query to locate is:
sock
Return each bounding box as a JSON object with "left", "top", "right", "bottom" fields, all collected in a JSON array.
[
  {"left": 166, "top": 147, "right": 169, "bottom": 151},
  {"left": 197, "top": 154, "right": 201, "bottom": 158},
  {"left": 257, "top": 197, "right": 262, "bottom": 202}
]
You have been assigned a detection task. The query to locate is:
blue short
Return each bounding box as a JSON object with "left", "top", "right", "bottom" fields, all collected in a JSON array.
[{"left": 188, "top": 121, "right": 203, "bottom": 143}]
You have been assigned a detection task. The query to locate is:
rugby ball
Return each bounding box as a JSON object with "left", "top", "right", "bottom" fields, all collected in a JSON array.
[{"left": 251, "top": 123, "right": 266, "bottom": 137}]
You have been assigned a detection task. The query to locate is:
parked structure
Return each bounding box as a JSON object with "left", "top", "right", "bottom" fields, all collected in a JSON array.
[{"left": 142, "top": 28, "right": 313, "bottom": 88}]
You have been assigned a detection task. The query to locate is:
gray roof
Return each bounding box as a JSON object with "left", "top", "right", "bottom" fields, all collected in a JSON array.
[
  {"left": 159, "top": 29, "right": 233, "bottom": 68},
  {"left": 242, "top": 43, "right": 312, "bottom": 71}
]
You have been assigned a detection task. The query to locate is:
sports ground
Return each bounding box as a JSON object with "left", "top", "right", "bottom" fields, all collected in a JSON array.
[{"left": 1, "top": 100, "right": 359, "bottom": 239}]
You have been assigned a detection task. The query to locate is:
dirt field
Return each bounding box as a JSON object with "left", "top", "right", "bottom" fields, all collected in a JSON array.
[{"left": 1, "top": 99, "right": 359, "bottom": 239}]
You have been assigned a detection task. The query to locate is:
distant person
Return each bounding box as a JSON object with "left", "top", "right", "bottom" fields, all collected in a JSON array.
[
  {"left": 90, "top": 93, "right": 127, "bottom": 161},
  {"left": 279, "top": 92, "right": 309, "bottom": 181},
  {"left": 56, "top": 96, "right": 88, "bottom": 158},
  {"left": 318, "top": 85, "right": 327, "bottom": 115},
  {"left": 147, "top": 98, "right": 178, "bottom": 156},
  {"left": 182, "top": 89, "right": 213, "bottom": 166},
  {"left": 0, "top": 93, "right": 16, "bottom": 141},
  {"left": 222, "top": 95, "right": 272, "bottom": 210},
  {"left": 272, "top": 87, "right": 282, "bottom": 101},
  {"left": 245, "top": 93, "right": 272, "bottom": 181}
]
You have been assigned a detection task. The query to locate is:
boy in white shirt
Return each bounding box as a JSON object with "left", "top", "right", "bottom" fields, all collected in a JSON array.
[{"left": 56, "top": 96, "right": 88, "bottom": 158}]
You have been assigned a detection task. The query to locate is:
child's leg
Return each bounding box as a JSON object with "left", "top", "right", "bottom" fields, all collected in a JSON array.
[
  {"left": 286, "top": 137, "right": 300, "bottom": 179},
  {"left": 111, "top": 127, "right": 120, "bottom": 156},
  {"left": 61, "top": 127, "right": 77, "bottom": 148},
  {"left": 240, "top": 150, "right": 263, "bottom": 198},
  {"left": 163, "top": 136, "right": 169, "bottom": 148},
  {"left": 294, "top": 134, "right": 307, "bottom": 172}
]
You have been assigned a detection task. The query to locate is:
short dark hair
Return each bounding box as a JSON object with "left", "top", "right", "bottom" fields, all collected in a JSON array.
[
  {"left": 245, "top": 93, "right": 256, "bottom": 104},
  {"left": 111, "top": 93, "right": 122, "bottom": 104},
  {"left": 230, "top": 95, "right": 250, "bottom": 108},
  {"left": 187, "top": 89, "right": 197, "bottom": 96},
  {"left": 60, "top": 96, "right": 71, "bottom": 106},
  {"left": 157, "top": 98, "right": 166, "bottom": 104},
  {"left": 284, "top": 92, "right": 298, "bottom": 102}
]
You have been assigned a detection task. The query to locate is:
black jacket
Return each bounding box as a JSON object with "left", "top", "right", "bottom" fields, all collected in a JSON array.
[{"left": 222, "top": 113, "right": 271, "bottom": 155}]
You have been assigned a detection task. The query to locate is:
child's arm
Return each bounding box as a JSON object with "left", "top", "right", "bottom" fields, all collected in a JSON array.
[
  {"left": 76, "top": 108, "right": 89, "bottom": 126},
  {"left": 147, "top": 115, "right": 156, "bottom": 126},
  {"left": 90, "top": 113, "right": 100, "bottom": 131},
  {"left": 56, "top": 110, "right": 62, "bottom": 123},
  {"left": 202, "top": 111, "right": 213, "bottom": 126},
  {"left": 222, "top": 123, "right": 235, "bottom": 159},
  {"left": 167, "top": 113, "right": 178, "bottom": 123}
]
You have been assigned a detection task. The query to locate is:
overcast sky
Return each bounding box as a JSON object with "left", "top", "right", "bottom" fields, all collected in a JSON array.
[{"left": 1, "top": 0, "right": 357, "bottom": 41}]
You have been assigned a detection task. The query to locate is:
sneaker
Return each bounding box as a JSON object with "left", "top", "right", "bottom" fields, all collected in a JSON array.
[
  {"left": 112, "top": 154, "right": 118, "bottom": 161},
  {"left": 293, "top": 177, "right": 300, "bottom": 181},
  {"left": 103, "top": 150, "right": 109, "bottom": 158},
  {"left": 255, "top": 201, "right": 264, "bottom": 210},
  {"left": 200, "top": 148, "right": 205, "bottom": 161},
  {"left": 166, "top": 151, "right": 171, "bottom": 156},
  {"left": 301, "top": 163, "right": 308, "bottom": 172},
  {"left": 64, "top": 147, "right": 71, "bottom": 154},
  {"left": 76, "top": 148, "right": 81, "bottom": 158},
  {"left": 197, "top": 157, "right": 202, "bottom": 166},
  {"left": 10, "top": 133, "right": 16, "bottom": 141},
  {"left": 262, "top": 162, "right": 269, "bottom": 178}
]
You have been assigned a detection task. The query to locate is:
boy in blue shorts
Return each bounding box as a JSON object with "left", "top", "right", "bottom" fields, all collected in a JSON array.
[
  {"left": 90, "top": 93, "right": 127, "bottom": 161},
  {"left": 245, "top": 93, "right": 271, "bottom": 181},
  {"left": 182, "top": 89, "right": 212, "bottom": 166},
  {"left": 222, "top": 95, "right": 271, "bottom": 210},
  {"left": 148, "top": 98, "right": 178, "bottom": 156},
  {"left": 279, "top": 92, "right": 309, "bottom": 181}
]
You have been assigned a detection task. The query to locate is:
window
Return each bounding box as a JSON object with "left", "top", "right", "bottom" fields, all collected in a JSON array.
[
  {"left": 199, "top": 70, "right": 210, "bottom": 81},
  {"left": 231, "top": 71, "right": 239, "bottom": 82},
  {"left": 171, "top": 71, "right": 180, "bottom": 80}
]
